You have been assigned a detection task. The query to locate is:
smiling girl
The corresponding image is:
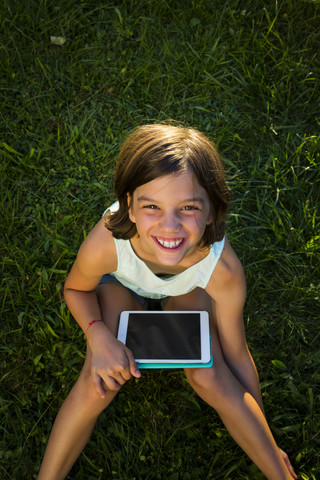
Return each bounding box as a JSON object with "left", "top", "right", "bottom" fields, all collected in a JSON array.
[{"left": 38, "top": 124, "right": 297, "bottom": 480}]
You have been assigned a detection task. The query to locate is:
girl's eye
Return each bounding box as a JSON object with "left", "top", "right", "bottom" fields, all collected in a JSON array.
[
  {"left": 183, "top": 205, "right": 199, "bottom": 211},
  {"left": 143, "top": 204, "right": 158, "bottom": 210}
]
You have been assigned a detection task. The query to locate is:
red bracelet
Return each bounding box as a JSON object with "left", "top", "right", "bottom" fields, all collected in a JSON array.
[{"left": 84, "top": 319, "right": 103, "bottom": 337}]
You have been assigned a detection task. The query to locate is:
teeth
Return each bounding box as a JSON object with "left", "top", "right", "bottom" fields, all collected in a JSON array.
[{"left": 157, "top": 238, "right": 183, "bottom": 249}]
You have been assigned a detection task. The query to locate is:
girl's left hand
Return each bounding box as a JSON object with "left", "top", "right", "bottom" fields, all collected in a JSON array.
[{"left": 279, "top": 448, "right": 298, "bottom": 479}]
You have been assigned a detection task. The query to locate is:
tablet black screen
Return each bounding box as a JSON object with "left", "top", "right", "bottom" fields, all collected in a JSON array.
[{"left": 126, "top": 312, "right": 201, "bottom": 360}]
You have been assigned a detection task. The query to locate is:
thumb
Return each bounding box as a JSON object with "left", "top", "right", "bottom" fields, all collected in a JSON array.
[{"left": 126, "top": 348, "right": 141, "bottom": 378}]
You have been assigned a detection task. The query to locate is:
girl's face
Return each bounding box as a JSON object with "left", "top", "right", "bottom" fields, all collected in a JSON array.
[{"left": 127, "top": 171, "right": 212, "bottom": 266}]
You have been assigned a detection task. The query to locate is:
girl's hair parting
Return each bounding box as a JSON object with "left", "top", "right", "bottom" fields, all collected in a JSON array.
[{"left": 105, "top": 124, "right": 230, "bottom": 246}]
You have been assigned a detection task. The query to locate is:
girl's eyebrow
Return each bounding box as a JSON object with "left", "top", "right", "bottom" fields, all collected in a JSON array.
[{"left": 137, "top": 195, "right": 205, "bottom": 204}]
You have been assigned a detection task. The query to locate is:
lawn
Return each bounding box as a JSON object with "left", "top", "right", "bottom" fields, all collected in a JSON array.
[{"left": 1, "top": 0, "right": 319, "bottom": 479}]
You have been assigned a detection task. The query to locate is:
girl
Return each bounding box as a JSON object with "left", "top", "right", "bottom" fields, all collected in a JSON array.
[{"left": 38, "top": 124, "right": 297, "bottom": 480}]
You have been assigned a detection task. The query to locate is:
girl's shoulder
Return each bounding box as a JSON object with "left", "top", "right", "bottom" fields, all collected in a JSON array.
[
  {"left": 75, "top": 217, "right": 118, "bottom": 277},
  {"left": 206, "top": 237, "right": 246, "bottom": 300}
]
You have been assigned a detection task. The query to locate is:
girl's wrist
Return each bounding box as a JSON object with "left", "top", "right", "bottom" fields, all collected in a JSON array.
[
  {"left": 85, "top": 320, "right": 115, "bottom": 350},
  {"left": 84, "top": 319, "right": 103, "bottom": 337}
]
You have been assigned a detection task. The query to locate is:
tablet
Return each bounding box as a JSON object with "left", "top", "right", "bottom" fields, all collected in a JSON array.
[{"left": 117, "top": 311, "right": 212, "bottom": 369}]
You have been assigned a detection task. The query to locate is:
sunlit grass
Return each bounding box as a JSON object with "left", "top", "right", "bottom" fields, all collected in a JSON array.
[{"left": 1, "top": 0, "right": 319, "bottom": 478}]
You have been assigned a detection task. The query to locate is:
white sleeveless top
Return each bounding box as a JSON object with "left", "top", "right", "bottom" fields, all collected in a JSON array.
[{"left": 105, "top": 202, "right": 225, "bottom": 299}]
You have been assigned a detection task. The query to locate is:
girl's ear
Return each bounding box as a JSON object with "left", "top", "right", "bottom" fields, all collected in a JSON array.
[
  {"left": 127, "top": 193, "right": 136, "bottom": 223},
  {"left": 206, "top": 210, "right": 214, "bottom": 226}
]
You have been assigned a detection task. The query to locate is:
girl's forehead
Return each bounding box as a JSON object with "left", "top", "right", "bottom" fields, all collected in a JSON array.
[{"left": 133, "top": 171, "right": 208, "bottom": 200}]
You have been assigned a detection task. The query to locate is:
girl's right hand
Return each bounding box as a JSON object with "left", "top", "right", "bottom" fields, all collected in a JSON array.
[{"left": 86, "top": 321, "right": 141, "bottom": 397}]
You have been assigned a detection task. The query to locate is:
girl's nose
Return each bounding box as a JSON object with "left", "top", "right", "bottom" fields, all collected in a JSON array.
[{"left": 160, "top": 212, "right": 181, "bottom": 232}]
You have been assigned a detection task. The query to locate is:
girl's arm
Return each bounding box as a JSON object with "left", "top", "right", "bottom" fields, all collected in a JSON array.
[
  {"left": 206, "top": 244, "right": 265, "bottom": 410},
  {"left": 207, "top": 246, "right": 265, "bottom": 409},
  {"left": 64, "top": 218, "right": 116, "bottom": 332},
  {"left": 64, "top": 219, "right": 140, "bottom": 396}
]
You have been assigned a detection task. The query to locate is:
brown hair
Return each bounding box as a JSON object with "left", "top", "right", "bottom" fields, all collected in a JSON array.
[{"left": 106, "top": 124, "right": 230, "bottom": 246}]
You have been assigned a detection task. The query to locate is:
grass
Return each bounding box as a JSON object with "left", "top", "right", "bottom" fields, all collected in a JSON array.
[{"left": 0, "top": 0, "right": 319, "bottom": 478}]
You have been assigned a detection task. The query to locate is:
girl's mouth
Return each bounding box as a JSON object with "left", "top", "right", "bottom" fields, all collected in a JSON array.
[{"left": 153, "top": 237, "right": 186, "bottom": 250}]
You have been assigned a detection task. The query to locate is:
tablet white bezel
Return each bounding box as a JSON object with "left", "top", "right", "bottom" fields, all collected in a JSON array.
[{"left": 117, "top": 310, "right": 211, "bottom": 364}]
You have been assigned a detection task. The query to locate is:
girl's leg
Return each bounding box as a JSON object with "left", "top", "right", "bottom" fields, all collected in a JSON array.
[
  {"left": 38, "top": 284, "right": 143, "bottom": 480},
  {"left": 165, "top": 289, "right": 293, "bottom": 480}
]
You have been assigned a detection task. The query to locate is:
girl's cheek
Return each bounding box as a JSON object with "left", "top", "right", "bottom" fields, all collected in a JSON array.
[
  {"left": 137, "top": 217, "right": 155, "bottom": 232},
  {"left": 190, "top": 217, "right": 209, "bottom": 234}
]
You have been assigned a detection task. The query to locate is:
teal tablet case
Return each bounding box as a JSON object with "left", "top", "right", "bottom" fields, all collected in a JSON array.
[{"left": 137, "top": 340, "right": 213, "bottom": 369}]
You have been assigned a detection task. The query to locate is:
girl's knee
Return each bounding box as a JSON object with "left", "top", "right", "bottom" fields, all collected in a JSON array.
[
  {"left": 186, "top": 365, "right": 217, "bottom": 389},
  {"left": 185, "top": 365, "right": 229, "bottom": 402},
  {"left": 73, "top": 368, "right": 118, "bottom": 412}
]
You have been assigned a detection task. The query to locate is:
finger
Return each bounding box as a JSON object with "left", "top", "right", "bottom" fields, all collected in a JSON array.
[
  {"left": 118, "top": 355, "right": 134, "bottom": 381},
  {"left": 93, "top": 372, "right": 123, "bottom": 396},
  {"left": 104, "top": 375, "right": 123, "bottom": 392},
  {"left": 287, "top": 463, "right": 297, "bottom": 480},
  {"left": 280, "top": 450, "right": 297, "bottom": 480},
  {"left": 288, "top": 464, "right": 297, "bottom": 480},
  {"left": 92, "top": 373, "right": 107, "bottom": 399},
  {"left": 125, "top": 347, "right": 141, "bottom": 378},
  {"left": 110, "top": 370, "right": 128, "bottom": 386},
  {"left": 284, "top": 459, "right": 295, "bottom": 479}
]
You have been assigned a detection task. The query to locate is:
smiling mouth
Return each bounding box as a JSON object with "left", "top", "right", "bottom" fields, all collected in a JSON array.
[{"left": 154, "top": 237, "right": 185, "bottom": 249}]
